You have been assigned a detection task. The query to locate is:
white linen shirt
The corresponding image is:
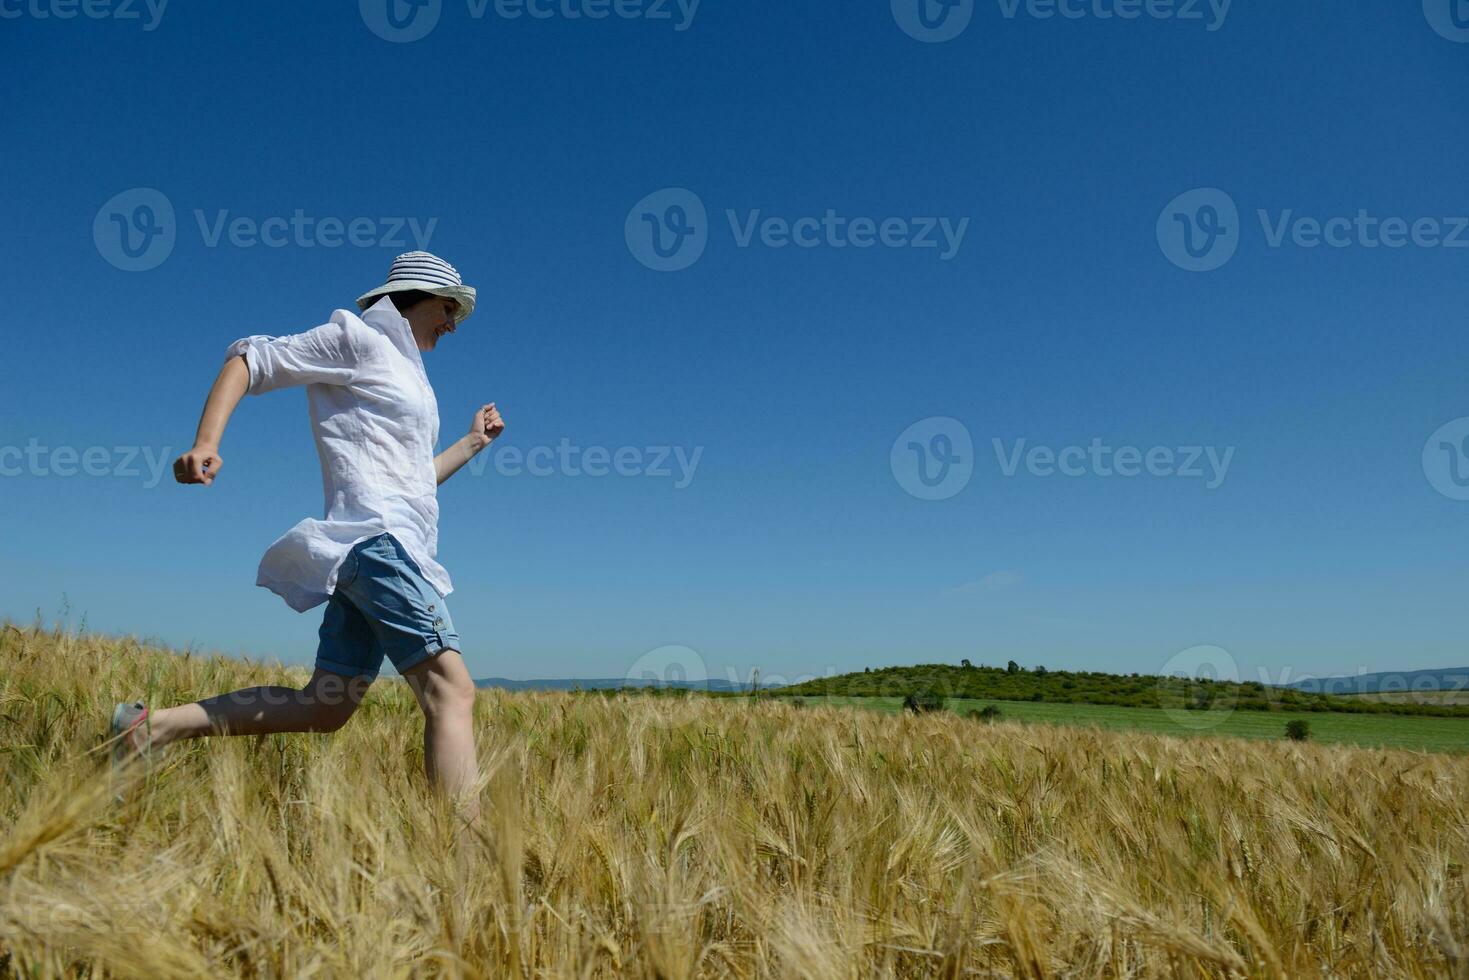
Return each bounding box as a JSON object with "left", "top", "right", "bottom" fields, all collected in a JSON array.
[{"left": 224, "top": 293, "right": 452, "bottom": 613}]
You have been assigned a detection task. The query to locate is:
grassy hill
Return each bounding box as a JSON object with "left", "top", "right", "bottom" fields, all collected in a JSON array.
[{"left": 770, "top": 661, "right": 1469, "bottom": 718}]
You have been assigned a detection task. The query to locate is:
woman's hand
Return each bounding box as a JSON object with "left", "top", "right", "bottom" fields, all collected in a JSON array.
[
  {"left": 174, "top": 446, "right": 224, "bottom": 485},
  {"left": 437, "top": 404, "right": 507, "bottom": 485},
  {"left": 470, "top": 402, "right": 506, "bottom": 450}
]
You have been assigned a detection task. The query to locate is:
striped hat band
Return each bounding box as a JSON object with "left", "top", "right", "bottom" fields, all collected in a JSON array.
[{"left": 384, "top": 252, "right": 463, "bottom": 286}]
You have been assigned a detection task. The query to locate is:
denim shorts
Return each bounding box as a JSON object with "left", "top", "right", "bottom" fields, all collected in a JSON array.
[{"left": 314, "top": 532, "right": 461, "bottom": 681}]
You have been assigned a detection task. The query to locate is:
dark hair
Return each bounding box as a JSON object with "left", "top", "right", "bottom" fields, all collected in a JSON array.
[{"left": 387, "top": 290, "right": 435, "bottom": 313}]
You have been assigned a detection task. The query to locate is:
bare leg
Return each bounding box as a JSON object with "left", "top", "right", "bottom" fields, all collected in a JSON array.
[
  {"left": 139, "top": 668, "right": 372, "bottom": 749},
  {"left": 402, "top": 650, "right": 480, "bottom": 829}
]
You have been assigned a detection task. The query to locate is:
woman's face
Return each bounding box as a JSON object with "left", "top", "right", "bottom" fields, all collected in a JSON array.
[{"left": 403, "top": 296, "right": 460, "bottom": 352}]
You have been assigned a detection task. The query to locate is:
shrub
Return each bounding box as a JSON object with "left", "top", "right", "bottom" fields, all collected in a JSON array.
[
  {"left": 967, "top": 705, "right": 1003, "bottom": 723},
  {"left": 1286, "top": 720, "right": 1311, "bottom": 742},
  {"left": 902, "top": 691, "right": 945, "bottom": 714}
]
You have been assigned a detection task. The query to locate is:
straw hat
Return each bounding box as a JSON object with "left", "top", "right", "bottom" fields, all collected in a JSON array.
[{"left": 355, "top": 251, "right": 477, "bottom": 324}]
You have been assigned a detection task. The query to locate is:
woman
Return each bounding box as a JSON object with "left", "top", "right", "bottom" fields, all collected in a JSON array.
[{"left": 109, "top": 251, "right": 505, "bottom": 828}]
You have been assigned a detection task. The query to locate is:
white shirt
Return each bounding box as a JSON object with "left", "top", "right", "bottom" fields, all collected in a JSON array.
[{"left": 225, "top": 293, "right": 452, "bottom": 612}]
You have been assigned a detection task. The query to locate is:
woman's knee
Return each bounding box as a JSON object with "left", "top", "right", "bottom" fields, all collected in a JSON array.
[
  {"left": 407, "top": 652, "right": 476, "bottom": 716},
  {"left": 303, "top": 670, "right": 371, "bottom": 731}
]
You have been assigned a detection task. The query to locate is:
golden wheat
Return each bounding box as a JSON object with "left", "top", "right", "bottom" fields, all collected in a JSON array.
[{"left": 1, "top": 621, "right": 1467, "bottom": 978}]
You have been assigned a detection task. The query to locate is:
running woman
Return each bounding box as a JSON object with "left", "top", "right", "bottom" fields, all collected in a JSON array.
[{"left": 109, "top": 251, "right": 504, "bottom": 827}]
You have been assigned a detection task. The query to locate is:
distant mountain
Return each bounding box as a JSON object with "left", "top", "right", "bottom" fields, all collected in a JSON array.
[
  {"left": 1284, "top": 668, "right": 1469, "bottom": 696},
  {"left": 473, "top": 676, "right": 759, "bottom": 693}
]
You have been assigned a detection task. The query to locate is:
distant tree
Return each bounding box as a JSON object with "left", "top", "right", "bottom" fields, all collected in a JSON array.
[
  {"left": 961, "top": 658, "right": 973, "bottom": 669},
  {"left": 902, "top": 691, "right": 945, "bottom": 714},
  {"left": 864, "top": 667, "right": 871, "bottom": 674},
  {"left": 1007, "top": 660, "right": 1020, "bottom": 674},
  {"left": 1285, "top": 720, "right": 1311, "bottom": 742},
  {"left": 969, "top": 705, "right": 1002, "bottom": 723},
  {"left": 1034, "top": 665, "right": 1047, "bottom": 675}
]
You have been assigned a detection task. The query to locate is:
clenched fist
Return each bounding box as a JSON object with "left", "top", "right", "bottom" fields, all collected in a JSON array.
[
  {"left": 174, "top": 446, "right": 223, "bottom": 485},
  {"left": 470, "top": 403, "right": 506, "bottom": 449}
]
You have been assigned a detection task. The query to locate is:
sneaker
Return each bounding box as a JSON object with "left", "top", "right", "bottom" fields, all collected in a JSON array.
[{"left": 109, "top": 699, "right": 156, "bottom": 770}]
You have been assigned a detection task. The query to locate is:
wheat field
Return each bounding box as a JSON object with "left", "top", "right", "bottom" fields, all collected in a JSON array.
[{"left": 2, "top": 622, "right": 1467, "bottom": 978}]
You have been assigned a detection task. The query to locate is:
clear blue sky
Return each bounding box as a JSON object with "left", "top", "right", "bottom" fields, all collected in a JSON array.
[{"left": 2, "top": 1, "right": 1466, "bottom": 686}]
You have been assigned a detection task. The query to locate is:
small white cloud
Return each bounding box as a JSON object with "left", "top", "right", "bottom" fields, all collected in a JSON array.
[{"left": 944, "top": 570, "right": 1024, "bottom": 596}]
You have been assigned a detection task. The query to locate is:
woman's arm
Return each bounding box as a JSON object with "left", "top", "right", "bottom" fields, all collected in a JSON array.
[
  {"left": 436, "top": 402, "right": 506, "bottom": 486},
  {"left": 173, "top": 354, "right": 249, "bottom": 485}
]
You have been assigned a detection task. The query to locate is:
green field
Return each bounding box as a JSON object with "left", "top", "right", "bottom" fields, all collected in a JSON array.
[
  {"left": 789, "top": 695, "right": 1469, "bottom": 753},
  {"left": 1347, "top": 689, "right": 1469, "bottom": 706}
]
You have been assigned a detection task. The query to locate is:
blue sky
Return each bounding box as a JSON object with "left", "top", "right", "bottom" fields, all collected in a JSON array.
[{"left": 1, "top": 0, "right": 1466, "bottom": 686}]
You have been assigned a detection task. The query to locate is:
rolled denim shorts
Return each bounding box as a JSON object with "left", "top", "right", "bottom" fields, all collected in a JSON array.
[{"left": 314, "top": 532, "right": 461, "bottom": 681}]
